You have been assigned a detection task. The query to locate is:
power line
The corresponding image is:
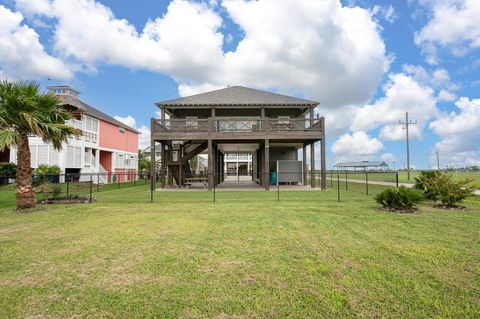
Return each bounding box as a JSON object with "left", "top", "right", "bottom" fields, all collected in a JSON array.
[{"left": 399, "top": 112, "right": 417, "bottom": 181}]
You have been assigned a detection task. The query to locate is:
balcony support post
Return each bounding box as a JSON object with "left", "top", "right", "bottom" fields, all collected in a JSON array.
[
  {"left": 178, "top": 145, "right": 183, "bottom": 187},
  {"left": 264, "top": 139, "right": 270, "bottom": 191},
  {"left": 303, "top": 144, "right": 308, "bottom": 186},
  {"left": 160, "top": 142, "right": 166, "bottom": 188},
  {"left": 320, "top": 117, "right": 327, "bottom": 190},
  {"left": 310, "top": 142, "right": 316, "bottom": 188},
  {"left": 208, "top": 139, "right": 213, "bottom": 190},
  {"left": 150, "top": 118, "right": 156, "bottom": 192}
]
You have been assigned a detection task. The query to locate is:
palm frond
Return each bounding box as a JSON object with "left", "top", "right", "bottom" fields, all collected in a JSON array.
[
  {"left": 0, "top": 129, "right": 20, "bottom": 150},
  {"left": 0, "top": 80, "right": 79, "bottom": 151}
]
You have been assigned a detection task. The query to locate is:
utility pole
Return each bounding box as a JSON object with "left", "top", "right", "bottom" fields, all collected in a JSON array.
[
  {"left": 436, "top": 151, "right": 440, "bottom": 170},
  {"left": 399, "top": 112, "right": 417, "bottom": 180}
]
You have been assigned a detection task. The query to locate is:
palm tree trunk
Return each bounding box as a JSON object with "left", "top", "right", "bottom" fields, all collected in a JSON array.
[{"left": 16, "top": 133, "right": 35, "bottom": 209}]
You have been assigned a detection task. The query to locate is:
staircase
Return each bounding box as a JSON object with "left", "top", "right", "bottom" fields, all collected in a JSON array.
[{"left": 165, "top": 141, "right": 207, "bottom": 186}]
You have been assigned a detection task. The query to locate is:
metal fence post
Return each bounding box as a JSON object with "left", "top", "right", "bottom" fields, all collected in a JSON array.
[
  {"left": 396, "top": 171, "right": 399, "bottom": 187},
  {"left": 97, "top": 174, "right": 100, "bottom": 192},
  {"left": 117, "top": 175, "right": 120, "bottom": 189},
  {"left": 89, "top": 180, "right": 93, "bottom": 203},
  {"left": 213, "top": 172, "right": 216, "bottom": 203},
  {"left": 150, "top": 173, "right": 154, "bottom": 203},
  {"left": 66, "top": 178, "right": 69, "bottom": 197},
  {"left": 365, "top": 170, "right": 369, "bottom": 195},
  {"left": 337, "top": 174, "right": 340, "bottom": 202},
  {"left": 330, "top": 170, "right": 333, "bottom": 188},
  {"left": 345, "top": 170, "right": 348, "bottom": 190}
]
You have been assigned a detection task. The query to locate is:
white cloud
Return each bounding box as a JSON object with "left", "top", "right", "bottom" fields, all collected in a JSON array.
[
  {"left": 203, "top": 0, "right": 390, "bottom": 107},
  {"left": 371, "top": 5, "right": 397, "bottom": 23},
  {"left": 331, "top": 131, "right": 383, "bottom": 161},
  {"left": 352, "top": 73, "right": 437, "bottom": 141},
  {"left": 414, "top": 0, "right": 480, "bottom": 62},
  {"left": 402, "top": 64, "right": 458, "bottom": 92},
  {"left": 114, "top": 115, "right": 150, "bottom": 150},
  {"left": 0, "top": 5, "right": 72, "bottom": 80},
  {"left": 429, "top": 97, "right": 480, "bottom": 167},
  {"left": 113, "top": 115, "right": 136, "bottom": 128},
  {"left": 15, "top": 0, "right": 52, "bottom": 16},
  {"left": 437, "top": 89, "right": 457, "bottom": 102},
  {"left": 380, "top": 153, "right": 397, "bottom": 162},
  {"left": 15, "top": 0, "right": 224, "bottom": 80}
]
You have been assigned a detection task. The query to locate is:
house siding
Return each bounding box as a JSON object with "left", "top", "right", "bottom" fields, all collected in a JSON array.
[{"left": 99, "top": 121, "right": 138, "bottom": 153}]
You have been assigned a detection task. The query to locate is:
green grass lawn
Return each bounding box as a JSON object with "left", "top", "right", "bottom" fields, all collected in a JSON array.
[{"left": 1, "top": 186, "right": 479, "bottom": 318}]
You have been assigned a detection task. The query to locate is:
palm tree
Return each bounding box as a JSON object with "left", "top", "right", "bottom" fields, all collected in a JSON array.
[{"left": 0, "top": 81, "right": 80, "bottom": 209}]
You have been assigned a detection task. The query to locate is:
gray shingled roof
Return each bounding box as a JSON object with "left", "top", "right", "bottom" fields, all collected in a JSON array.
[
  {"left": 334, "top": 161, "right": 389, "bottom": 168},
  {"left": 156, "top": 86, "right": 319, "bottom": 107},
  {"left": 57, "top": 95, "right": 139, "bottom": 134}
]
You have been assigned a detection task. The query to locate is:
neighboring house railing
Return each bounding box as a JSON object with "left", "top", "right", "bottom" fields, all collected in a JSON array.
[{"left": 153, "top": 118, "right": 323, "bottom": 133}]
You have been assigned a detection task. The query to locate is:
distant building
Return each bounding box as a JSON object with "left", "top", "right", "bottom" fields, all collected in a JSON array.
[
  {"left": 0, "top": 86, "right": 139, "bottom": 183},
  {"left": 334, "top": 161, "right": 389, "bottom": 171}
]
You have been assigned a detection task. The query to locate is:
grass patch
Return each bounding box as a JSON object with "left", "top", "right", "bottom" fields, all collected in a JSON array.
[{"left": 0, "top": 186, "right": 479, "bottom": 318}]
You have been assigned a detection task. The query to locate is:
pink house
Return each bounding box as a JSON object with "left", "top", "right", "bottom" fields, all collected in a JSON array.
[{"left": 1, "top": 86, "right": 139, "bottom": 183}]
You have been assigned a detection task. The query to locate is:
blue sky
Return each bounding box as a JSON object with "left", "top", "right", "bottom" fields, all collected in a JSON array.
[{"left": 1, "top": 0, "right": 479, "bottom": 169}]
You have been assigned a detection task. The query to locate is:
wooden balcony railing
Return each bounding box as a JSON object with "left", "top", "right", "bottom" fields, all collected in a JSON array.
[{"left": 153, "top": 118, "right": 323, "bottom": 134}]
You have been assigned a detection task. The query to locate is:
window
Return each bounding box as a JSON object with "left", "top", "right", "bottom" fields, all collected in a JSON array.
[
  {"left": 38, "top": 145, "right": 48, "bottom": 165},
  {"left": 116, "top": 154, "right": 125, "bottom": 168},
  {"left": 118, "top": 127, "right": 125, "bottom": 134},
  {"left": 92, "top": 119, "right": 98, "bottom": 132},
  {"left": 86, "top": 116, "right": 92, "bottom": 131}
]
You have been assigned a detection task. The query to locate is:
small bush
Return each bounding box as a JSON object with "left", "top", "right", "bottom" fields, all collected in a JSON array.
[
  {"left": 375, "top": 186, "right": 424, "bottom": 211},
  {"left": 434, "top": 174, "right": 476, "bottom": 207},
  {"left": 0, "top": 162, "right": 16, "bottom": 176},
  {"left": 414, "top": 170, "right": 476, "bottom": 207},
  {"left": 0, "top": 163, "right": 16, "bottom": 185},
  {"left": 50, "top": 184, "right": 62, "bottom": 199},
  {"left": 414, "top": 170, "right": 441, "bottom": 201},
  {"left": 34, "top": 164, "right": 61, "bottom": 186}
]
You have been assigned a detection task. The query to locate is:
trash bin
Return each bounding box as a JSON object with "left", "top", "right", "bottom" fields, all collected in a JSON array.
[{"left": 270, "top": 172, "right": 277, "bottom": 185}]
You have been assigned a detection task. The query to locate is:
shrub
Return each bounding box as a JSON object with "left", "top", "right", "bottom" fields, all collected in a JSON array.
[
  {"left": 414, "top": 170, "right": 442, "bottom": 201},
  {"left": 34, "top": 164, "right": 61, "bottom": 185},
  {"left": 49, "top": 184, "right": 62, "bottom": 199},
  {"left": 375, "top": 186, "right": 424, "bottom": 211},
  {"left": 0, "top": 162, "right": 16, "bottom": 176},
  {"left": 0, "top": 162, "right": 16, "bottom": 185},
  {"left": 36, "top": 164, "right": 61, "bottom": 175},
  {"left": 434, "top": 174, "right": 476, "bottom": 207},
  {"left": 414, "top": 170, "right": 476, "bottom": 207}
]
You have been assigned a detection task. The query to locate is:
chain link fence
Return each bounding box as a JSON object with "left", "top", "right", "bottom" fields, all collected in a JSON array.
[
  {"left": 0, "top": 172, "right": 151, "bottom": 204},
  {"left": 1, "top": 170, "right": 405, "bottom": 205},
  {"left": 326, "top": 170, "right": 400, "bottom": 200}
]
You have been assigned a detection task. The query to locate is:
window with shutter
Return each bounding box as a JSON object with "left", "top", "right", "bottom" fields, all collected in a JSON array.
[
  {"left": 38, "top": 145, "right": 48, "bottom": 165},
  {"left": 86, "top": 116, "right": 92, "bottom": 131},
  {"left": 92, "top": 119, "right": 98, "bottom": 132},
  {"left": 66, "top": 146, "right": 74, "bottom": 167},
  {"left": 75, "top": 147, "right": 81, "bottom": 167},
  {"left": 50, "top": 148, "right": 59, "bottom": 166},
  {"left": 30, "top": 146, "right": 37, "bottom": 167}
]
